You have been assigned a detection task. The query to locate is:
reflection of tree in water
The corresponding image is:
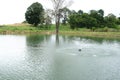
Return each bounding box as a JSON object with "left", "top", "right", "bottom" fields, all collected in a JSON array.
[
  {"left": 26, "top": 34, "right": 52, "bottom": 60},
  {"left": 56, "top": 34, "right": 59, "bottom": 46},
  {"left": 81, "top": 36, "right": 120, "bottom": 44},
  {"left": 26, "top": 35, "right": 50, "bottom": 47},
  {"left": 65, "top": 35, "right": 120, "bottom": 44},
  {"left": 25, "top": 35, "right": 53, "bottom": 80},
  {"left": 25, "top": 34, "right": 120, "bottom": 80}
]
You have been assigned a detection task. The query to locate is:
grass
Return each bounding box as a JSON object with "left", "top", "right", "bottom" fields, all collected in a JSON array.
[
  {"left": 0, "top": 23, "right": 120, "bottom": 39},
  {"left": 0, "top": 23, "right": 55, "bottom": 34},
  {"left": 60, "top": 31, "right": 120, "bottom": 39}
]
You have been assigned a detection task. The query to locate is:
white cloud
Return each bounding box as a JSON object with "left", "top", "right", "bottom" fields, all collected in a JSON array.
[{"left": 0, "top": 0, "right": 119, "bottom": 24}]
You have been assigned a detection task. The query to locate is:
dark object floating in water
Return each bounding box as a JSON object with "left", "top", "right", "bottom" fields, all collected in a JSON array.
[{"left": 78, "top": 49, "right": 81, "bottom": 51}]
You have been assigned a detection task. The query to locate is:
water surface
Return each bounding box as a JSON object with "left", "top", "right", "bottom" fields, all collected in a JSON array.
[{"left": 0, "top": 34, "right": 120, "bottom": 80}]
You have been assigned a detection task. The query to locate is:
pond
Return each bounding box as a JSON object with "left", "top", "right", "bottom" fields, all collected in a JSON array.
[{"left": 0, "top": 34, "right": 120, "bottom": 80}]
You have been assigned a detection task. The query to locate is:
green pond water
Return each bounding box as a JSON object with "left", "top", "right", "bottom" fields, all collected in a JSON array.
[{"left": 0, "top": 34, "right": 120, "bottom": 80}]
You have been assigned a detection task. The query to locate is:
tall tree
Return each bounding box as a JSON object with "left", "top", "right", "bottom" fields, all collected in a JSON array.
[
  {"left": 104, "top": 13, "right": 117, "bottom": 28},
  {"left": 89, "top": 9, "right": 105, "bottom": 27},
  {"left": 116, "top": 17, "right": 120, "bottom": 25},
  {"left": 50, "top": 0, "right": 73, "bottom": 34},
  {"left": 78, "top": 10, "right": 83, "bottom": 15},
  {"left": 44, "top": 9, "right": 52, "bottom": 29},
  {"left": 25, "top": 2, "right": 44, "bottom": 26},
  {"left": 98, "top": 9, "right": 104, "bottom": 17},
  {"left": 68, "top": 13, "right": 97, "bottom": 29},
  {"left": 61, "top": 7, "right": 71, "bottom": 25}
]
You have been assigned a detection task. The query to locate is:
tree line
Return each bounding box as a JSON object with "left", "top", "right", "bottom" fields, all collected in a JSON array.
[
  {"left": 25, "top": 2, "right": 120, "bottom": 32},
  {"left": 68, "top": 9, "right": 120, "bottom": 30}
]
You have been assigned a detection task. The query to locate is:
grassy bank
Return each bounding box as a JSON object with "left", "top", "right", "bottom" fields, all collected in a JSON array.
[
  {"left": 60, "top": 31, "right": 120, "bottom": 39},
  {"left": 0, "top": 24, "right": 55, "bottom": 34},
  {"left": 0, "top": 23, "right": 120, "bottom": 39}
]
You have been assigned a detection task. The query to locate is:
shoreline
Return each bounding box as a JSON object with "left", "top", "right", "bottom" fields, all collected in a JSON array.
[
  {"left": 0, "top": 24, "right": 120, "bottom": 39},
  {"left": 0, "top": 30, "right": 120, "bottom": 39}
]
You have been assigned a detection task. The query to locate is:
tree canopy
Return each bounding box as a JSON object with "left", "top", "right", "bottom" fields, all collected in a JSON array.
[
  {"left": 50, "top": 0, "right": 73, "bottom": 34},
  {"left": 25, "top": 2, "right": 44, "bottom": 26},
  {"left": 68, "top": 9, "right": 119, "bottom": 30},
  {"left": 24, "top": 2, "right": 120, "bottom": 31}
]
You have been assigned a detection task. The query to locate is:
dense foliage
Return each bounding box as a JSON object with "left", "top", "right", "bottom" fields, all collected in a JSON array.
[
  {"left": 25, "top": 2, "right": 44, "bottom": 26},
  {"left": 24, "top": 2, "right": 120, "bottom": 31},
  {"left": 68, "top": 9, "right": 120, "bottom": 30}
]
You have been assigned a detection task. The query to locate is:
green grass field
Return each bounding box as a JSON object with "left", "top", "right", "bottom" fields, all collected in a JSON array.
[{"left": 0, "top": 23, "right": 120, "bottom": 39}]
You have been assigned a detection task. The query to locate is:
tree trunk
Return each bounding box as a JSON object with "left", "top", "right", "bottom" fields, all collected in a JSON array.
[
  {"left": 56, "top": 21, "right": 59, "bottom": 34},
  {"left": 56, "top": 34, "right": 59, "bottom": 46},
  {"left": 55, "top": 14, "right": 60, "bottom": 34}
]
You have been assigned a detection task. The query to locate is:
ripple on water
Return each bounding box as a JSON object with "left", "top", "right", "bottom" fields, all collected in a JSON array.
[{"left": 56, "top": 47, "right": 117, "bottom": 57}]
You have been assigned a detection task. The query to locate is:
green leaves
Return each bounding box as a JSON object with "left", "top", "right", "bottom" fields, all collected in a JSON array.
[
  {"left": 25, "top": 2, "right": 44, "bottom": 26},
  {"left": 68, "top": 9, "right": 118, "bottom": 30}
]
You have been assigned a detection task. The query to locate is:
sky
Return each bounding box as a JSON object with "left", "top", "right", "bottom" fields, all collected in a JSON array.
[{"left": 0, "top": 0, "right": 120, "bottom": 25}]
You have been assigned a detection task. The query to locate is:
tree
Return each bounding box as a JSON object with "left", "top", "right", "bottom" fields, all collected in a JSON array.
[
  {"left": 98, "top": 9, "right": 104, "bottom": 17},
  {"left": 81, "top": 13, "right": 97, "bottom": 29},
  {"left": 78, "top": 10, "right": 83, "bottom": 15},
  {"left": 89, "top": 9, "right": 105, "bottom": 28},
  {"left": 25, "top": 2, "right": 44, "bottom": 26},
  {"left": 68, "top": 12, "right": 97, "bottom": 29},
  {"left": 50, "top": 0, "right": 73, "bottom": 34},
  {"left": 68, "top": 14, "right": 79, "bottom": 29},
  {"left": 70, "top": 10, "right": 77, "bottom": 14},
  {"left": 61, "top": 7, "right": 71, "bottom": 25},
  {"left": 116, "top": 17, "right": 120, "bottom": 25},
  {"left": 98, "top": 9, "right": 105, "bottom": 27},
  {"left": 104, "top": 13, "right": 117, "bottom": 28},
  {"left": 44, "top": 9, "right": 52, "bottom": 29}
]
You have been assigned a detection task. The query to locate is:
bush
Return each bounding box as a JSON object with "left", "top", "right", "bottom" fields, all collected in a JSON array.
[
  {"left": 103, "top": 27, "right": 108, "bottom": 32},
  {"left": 91, "top": 27, "right": 96, "bottom": 32}
]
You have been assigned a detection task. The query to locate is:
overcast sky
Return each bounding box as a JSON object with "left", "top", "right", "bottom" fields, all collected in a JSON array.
[{"left": 0, "top": 0, "right": 120, "bottom": 25}]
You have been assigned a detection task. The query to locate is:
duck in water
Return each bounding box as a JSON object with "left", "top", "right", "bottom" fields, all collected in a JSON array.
[{"left": 78, "top": 49, "right": 81, "bottom": 51}]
